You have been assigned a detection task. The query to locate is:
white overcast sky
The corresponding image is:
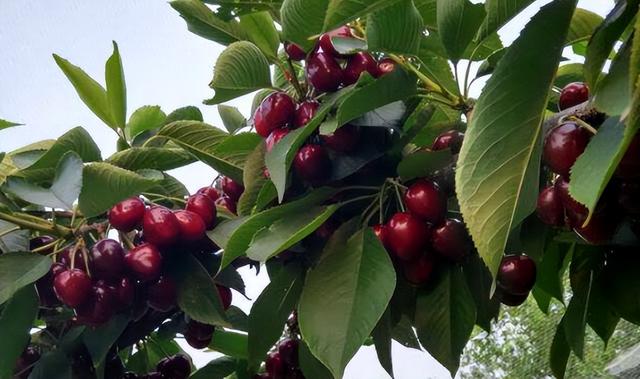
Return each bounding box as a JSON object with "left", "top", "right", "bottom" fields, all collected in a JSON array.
[{"left": 0, "top": 1, "right": 615, "bottom": 378}]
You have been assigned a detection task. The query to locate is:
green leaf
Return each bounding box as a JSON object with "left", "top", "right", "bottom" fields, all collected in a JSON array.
[
  {"left": 209, "top": 329, "right": 248, "bottom": 359},
  {"left": 126, "top": 106, "right": 167, "bottom": 141},
  {"left": 105, "top": 41, "right": 127, "bottom": 130},
  {"left": 554, "top": 63, "right": 586, "bottom": 88},
  {"left": 593, "top": 37, "right": 633, "bottom": 116},
  {"left": 366, "top": 0, "right": 423, "bottom": 55},
  {"left": 144, "top": 173, "right": 190, "bottom": 208},
  {"left": 533, "top": 240, "right": 569, "bottom": 303},
  {"left": 107, "top": 147, "right": 195, "bottom": 171},
  {"left": 411, "top": 102, "right": 462, "bottom": 148},
  {"left": 414, "top": 0, "right": 437, "bottom": 29},
  {"left": 475, "top": 48, "right": 506, "bottom": 78},
  {"left": 298, "top": 224, "right": 396, "bottom": 379},
  {"left": 218, "top": 105, "right": 247, "bottom": 135},
  {"left": 550, "top": 317, "right": 571, "bottom": 379},
  {"left": 0, "top": 119, "right": 22, "bottom": 131},
  {"left": 83, "top": 315, "right": 130, "bottom": 379},
  {"left": 415, "top": 266, "right": 476, "bottom": 375},
  {"left": 237, "top": 142, "right": 268, "bottom": 216},
  {"left": 53, "top": 54, "right": 115, "bottom": 129},
  {"left": 227, "top": 306, "right": 249, "bottom": 332},
  {"left": 475, "top": 0, "right": 534, "bottom": 43},
  {"left": 372, "top": 309, "right": 394, "bottom": 378},
  {"left": 239, "top": 11, "right": 280, "bottom": 61},
  {"left": 0, "top": 221, "right": 29, "bottom": 254},
  {"left": 631, "top": 15, "right": 640, "bottom": 91},
  {"left": 587, "top": 278, "right": 619, "bottom": 346},
  {"left": 248, "top": 264, "right": 304, "bottom": 366},
  {"left": 190, "top": 356, "right": 237, "bottom": 379},
  {"left": 4, "top": 152, "right": 83, "bottom": 210},
  {"left": 391, "top": 316, "right": 421, "bottom": 350},
  {"left": 416, "top": 46, "right": 460, "bottom": 96},
  {"left": 165, "top": 105, "right": 204, "bottom": 124},
  {"left": 566, "top": 8, "right": 604, "bottom": 45},
  {"left": 28, "top": 351, "right": 72, "bottom": 379},
  {"left": 397, "top": 150, "right": 453, "bottom": 181},
  {"left": 0, "top": 286, "right": 38, "bottom": 379},
  {"left": 437, "top": 0, "right": 486, "bottom": 62},
  {"left": 170, "top": 0, "right": 247, "bottom": 45},
  {"left": 205, "top": 41, "right": 271, "bottom": 105},
  {"left": 299, "top": 341, "right": 333, "bottom": 379},
  {"left": 208, "top": 216, "right": 248, "bottom": 250},
  {"left": 157, "top": 121, "right": 261, "bottom": 183},
  {"left": 78, "top": 162, "right": 161, "bottom": 217},
  {"left": 455, "top": 0, "right": 577, "bottom": 279},
  {"left": 126, "top": 333, "right": 183, "bottom": 374},
  {"left": 462, "top": 253, "right": 500, "bottom": 332},
  {"left": 0, "top": 252, "right": 51, "bottom": 305}
]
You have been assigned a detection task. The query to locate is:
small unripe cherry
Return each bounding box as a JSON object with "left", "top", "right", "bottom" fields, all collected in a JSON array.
[
  {"left": 558, "top": 82, "right": 589, "bottom": 110},
  {"left": 109, "top": 197, "right": 146, "bottom": 232}
]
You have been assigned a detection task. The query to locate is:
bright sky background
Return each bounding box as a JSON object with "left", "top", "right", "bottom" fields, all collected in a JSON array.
[{"left": 0, "top": 1, "right": 615, "bottom": 378}]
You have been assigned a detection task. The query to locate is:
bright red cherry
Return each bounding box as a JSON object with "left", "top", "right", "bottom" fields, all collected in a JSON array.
[
  {"left": 376, "top": 58, "right": 397, "bottom": 77},
  {"left": 266, "top": 128, "right": 291, "bottom": 152},
  {"left": 215, "top": 196, "right": 237, "bottom": 215},
  {"left": 124, "top": 243, "right": 163, "bottom": 281},
  {"left": 543, "top": 122, "right": 592, "bottom": 178},
  {"left": 196, "top": 186, "right": 221, "bottom": 203},
  {"left": 90, "top": 239, "right": 125, "bottom": 281},
  {"left": 143, "top": 206, "right": 181, "bottom": 246},
  {"left": 293, "top": 100, "right": 319, "bottom": 128},
  {"left": 318, "top": 26, "right": 353, "bottom": 57},
  {"left": 386, "top": 212, "right": 430, "bottom": 261},
  {"left": 432, "top": 130, "right": 465, "bottom": 154},
  {"left": 342, "top": 52, "right": 378, "bottom": 86},
  {"left": 616, "top": 134, "right": 640, "bottom": 179},
  {"left": 221, "top": 176, "right": 244, "bottom": 201},
  {"left": 321, "top": 124, "right": 360, "bottom": 152},
  {"left": 278, "top": 338, "right": 299, "bottom": 366},
  {"left": 147, "top": 275, "right": 177, "bottom": 312},
  {"left": 500, "top": 291, "right": 529, "bottom": 307},
  {"left": 536, "top": 185, "right": 565, "bottom": 226},
  {"left": 554, "top": 178, "right": 588, "bottom": 228},
  {"left": 253, "top": 92, "right": 296, "bottom": 137},
  {"left": 373, "top": 224, "right": 390, "bottom": 250},
  {"left": 558, "top": 82, "right": 589, "bottom": 110},
  {"left": 402, "top": 254, "right": 435, "bottom": 285},
  {"left": 174, "top": 210, "right": 207, "bottom": 242},
  {"left": 157, "top": 354, "right": 191, "bottom": 379},
  {"left": 53, "top": 268, "right": 92, "bottom": 307},
  {"left": 284, "top": 42, "right": 306, "bottom": 61},
  {"left": 265, "top": 352, "right": 285, "bottom": 378},
  {"left": 432, "top": 218, "right": 471, "bottom": 262},
  {"left": 404, "top": 180, "right": 447, "bottom": 225},
  {"left": 306, "top": 52, "right": 343, "bottom": 93},
  {"left": 216, "top": 284, "right": 232, "bottom": 310},
  {"left": 109, "top": 197, "right": 146, "bottom": 232},
  {"left": 497, "top": 254, "right": 536, "bottom": 295},
  {"left": 186, "top": 194, "right": 217, "bottom": 230},
  {"left": 293, "top": 144, "right": 331, "bottom": 184},
  {"left": 74, "top": 282, "right": 117, "bottom": 326}
]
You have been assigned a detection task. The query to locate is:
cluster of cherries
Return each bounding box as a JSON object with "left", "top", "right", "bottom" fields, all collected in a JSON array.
[
  {"left": 121, "top": 354, "right": 192, "bottom": 379},
  {"left": 255, "top": 313, "right": 304, "bottom": 379}
]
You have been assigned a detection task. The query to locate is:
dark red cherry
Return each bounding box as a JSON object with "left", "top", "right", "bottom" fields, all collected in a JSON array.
[
  {"left": 536, "top": 185, "right": 565, "bottom": 226},
  {"left": 500, "top": 290, "right": 529, "bottom": 307},
  {"left": 616, "top": 134, "right": 640, "bottom": 179},
  {"left": 143, "top": 206, "right": 181, "bottom": 246},
  {"left": 186, "top": 194, "right": 217, "bottom": 230},
  {"left": 216, "top": 284, "right": 232, "bottom": 310},
  {"left": 573, "top": 204, "right": 618, "bottom": 244},
  {"left": 215, "top": 196, "right": 237, "bottom": 215},
  {"left": 432, "top": 218, "right": 471, "bottom": 262},
  {"left": 278, "top": 338, "right": 299, "bottom": 366},
  {"left": 185, "top": 320, "right": 214, "bottom": 349},
  {"left": 254, "top": 92, "right": 296, "bottom": 137},
  {"left": 124, "top": 243, "right": 163, "bottom": 282},
  {"left": 293, "top": 100, "right": 319, "bottom": 128},
  {"left": 75, "top": 282, "right": 117, "bottom": 326},
  {"left": 109, "top": 197, "right": 146, "bottom": 232},
  {"left": 221, "top": 176, "right": 244, "bottom": 202},
  {"left": 402, "top": 254, "right": 435, "bottom": 285},
  {"left": 57, "top": 247, "right": 91, "bottom": 272},
  {"left": 174, "top": 210, "right": 207, "bottom": 242},
  {"left": 90, "top": 239, "right": 125, "bottom": 281},
  {"left": 51, "top": 262, "right": 66, "bottom": 277},
  {"left": 321, "top": 124, "right": 360, "bottom": 152},
  {"left": 29, "top": 235, "right": 55, "bottom": 253},
  {"left": 554, "top": 178, "right": 588, "bottom": 228},
  {"left": 157, "top": 354, "right": 191, "bottom": 379},
  {"left": 115, "top": 277, "right": 135, "bottom": 309},
  {"left": 53, "top": 269, "right": 92, "bottom": 307},
  {"left": 342, "top": 52, "right": 378, "bottom": 86},
  {"left": 318, "top": 25, "right": 353, "bottom": 57},
  {"left": 266, "top": 128, "right": 291, "bottom": 152},
  {"left": 386, "top": 212, "right": 430, "bottom": 261},
  {"left": 147, "top": 275, "right": 177, "bottom": 312},
  {"left": 404, "top": 180, "right": 447, "bottom": 225},
  {"left": 35, "top": 266, "right": 59, "bottom": 307},
  {"left": 184, "top": 332, "right": 211, "bottom": 350},
  {"left": 543, "top": 122, "right": 591, "bottom": 178},
  {"left": 432, "top": 130, "right": 465, "bottom": 154},
  {"left": 196, "top": 186, "right": 221, "bottom": 203},
  {"left": 618, "top": 181, "right": 640, "bottom": 214},
  {"left": 373, "top": 224, "right": 390, "bottom": 250},
  {"left": 293, "top": 144, "right": 331, "bottom": 184},
  {"left": 497, "top": 254, "right": 536, "bottom": 296},
  {"left": 558, "top": 82, "right": 589, "bottom": 110},
  {"left": 306, "top": 52, "right": 343, "bottom": 93},
  {"left": 265, "top": 352, "right": 285, "bottom": 378},
  {"left": 376, "top": 58, "right": 397, "bottom": 77},
  {"left": 284, "top": 42, "right": 306, "bottom": 61}
]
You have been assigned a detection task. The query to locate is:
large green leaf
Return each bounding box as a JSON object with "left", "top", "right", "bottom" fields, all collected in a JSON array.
[
  {"left": 28, "top": 351, "right": 72, "bottom": 379},
  {"left": 106, "top": 147, "right": 195, "bottom": 171},
  {"left": 455, "top": 0, "right": 577, "bottom": 278},
  {"left": 416, "top": 46, "right": 460, "bottom": 97},
  {"left": 170, "top": 0, "right": 247, "bottom": 45},
  {"left": 204, "top": 41, "right": 271, "bottom": 105},
  {"left": 208, "top": 329, "right": 248, "bottom": 358},
  {"left": 414, "top": 0, "right": 437, "bottom": 29},
  {"left": 475, "top": 0, "right": 534, "bottom": 43},
  {"left": 0, "top": 221, "right": 29, "bottom": 254},
  {"left": 299, "top": 341, "right": 333, "bottom": 379},
  {"left": 105, "top": 41, "right": 127, "bottom": 130},
  {"left": 437, "top": 0, "right": 486, "bottom": 62},
  {"left": 566, "top": 8, "right": 604, "bottom": 45},
  {"left": 593, "top": 37, "right": 633, "bottom": 116},
  {"left": 366, "top": 0, "right": 423, "bottom": 55},
  {"left": 415, "top": 266, "right": 476, "bottom": 376},
  {"left": 83, "top": 315, "right": 130, "bottom": 379},
  {"left": 462, "top": 253, "right": 500, "bottom": 332},
  {"left": 550, "top": 317, "right": 571, "bottom": 379},
  {"left": 298, "top": 224, "right": 396, "bottom": 379},
  {"left": 0, "top": 286, "right": 39, "bottom": 379},
  {"left": 190, "top": 356, "right": 237, "bottom": 379},
  {"left": 125, "top": 105, "right": 167, "bottom": 141},
  {"left": 239, "top": 11, "right": 280, "bottom": 61},
  {"left": 0, "top": 119, "right": 22, "bottom": 131},
  {"left": 0, "top": 253, "right": 51, "bottom": 305}
]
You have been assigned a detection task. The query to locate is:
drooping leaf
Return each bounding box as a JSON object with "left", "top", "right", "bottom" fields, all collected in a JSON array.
[
  {"left": 165, "top": 105, "right": 204, "bottom": 124},
  {"left": 462, "top": 253, "right": 500, "bottom": 332},
  {"left": 437, "top": 0, "right": 486, "bottom": 62},
  {"left": 208, "top": 329, "right": 248, "bottom": 359},
  {"left": 105, "top": 41, "right": 127, "bottom": 130},
  {"left": 190, "top": 356, "right": 237, "bottom": 379},
  {"left": 366, "top": 0, "right": 423, "bottom": 55},
  {"left": 106, "top": 147, "right": 195, "bottom": 171},
  {"left": 218, "top": 105, "right": 247, "bottom": 135},
  {"left": 0, "top": 286, "right": 39, "bottom": 379},
  {"left": 239, "top": 11, "right": 280, "bottom": 61},
  {"left": 28, "top": 351, "right": 72, "bottom": 379},
  {"left": 0, "top": 119, "right": 22, "bottom": 131},
  {"left": 550, "top": 317, "right": 571, "bottom": 379},
  {"left": 372, "top": 309, "right": 394, "bottom": 378},
  {"left": 170, "top": 0, "right": 247, "bottom": 45},
  {"left": 125, "top": 105, "right": 167, "bottom": 140},
  {"left": 475, "top": 0, "right": 534, "bottom": 43},
  {"left": 83, "top": 315, "right": 130, "bottom": 379},
  {"left": 391, "top": 316, "right": 421, "bottom": 350},
  {"left": 0, "top": 253, "right": 51, "bottom": 305},
  {"left": 566, "top": 8, "right": 604, "bottom": 45}
]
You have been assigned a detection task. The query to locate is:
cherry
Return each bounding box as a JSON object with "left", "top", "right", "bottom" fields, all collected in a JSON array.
[
  {"left": 432, "top": 130, "right": 465, "bottom": 154},
  {"left": 386, "top": 212, "right": 430, "bottom": 261},
  {"left": 618, "top": 181, "right": 640, "bottom": 214},
  {"left": 90, "top": 239, "right": 125, "bottom": 281},
  {"left": 558, "top": 82, "right": 589, "bottom": 110},
  {"left": 254, "top": 92, "right": 296, "bottom": 137},
  {"left": 293, "top": 100, "right": 319, "bottom": 128},
  {"left": 543, "top": 122, "right": 591, "bottom": 178},
  {"left": 221, "top": 176, "right": 244, "bottom": 202},
  {"left": 402, "top": 254, "right": 435, "bottom": 286},
  {"left": 14, "top": 346, "right": 40, "bottom": 379},
  {"left": 143, "top": 206, "right": 181, "bottom": 246},
  {"left": 265, "top": 352, "right": 285, "bottom": 378},
  {"left": 342, "top": 52, "right": 378, "bottom": 86},
  {"left": 306, "top": 52, "right": 343, "bottom": 93},
  {"left": 215, "top": 196, "right": 237, "bottom": 215},
  {"left": 536, "top": 185, "right": 565, "bottom": 226},
  {"left": 196, "top": 186, "right": 221, "bottom": 203},
  {"left": 186, "top": 194, "right": 217, "bottom": 230},
  {"left": 432, "top": 218, "right": 471, "bottom": 262},
  {"left": 124, "top": 243, "right": 163, "bottom": 282},
  {"left": 278, "top": 338, "right": 299, "bottom": 367},
  {"left": 373, "top": 224, "right": 390, "bottom": 250},
  {"left": 115, "top": 277, "right": 135, "bottom": 309},
  {"left": 109, "top": 197, "right": 146, "bottom": 232},
  {"left": 266, "top": 128, "right": 291, "bottom": 153},
  {"left": 573, "top": 204, "right": 618, "bottom": 244},
  {"left": 147, "top": 275, "right": 177, "bottom": 312},
  {"left": 157, "top": 354, "right": 191, "bottom": 379},
  {"left": 75, "top": 282, "right": 117, "bottom": 326},
  {"left": 293, "top": 144, "right": 331, "bottom": 184},
  {"left": 497, "top": 254, "right": 536, "bottom": 296},
  {"left": 318, "top": 25, "right": 353, "bottom": 57},
  {"left": 216, "top": 284, "right": 232, "bottom": 310},
  {"left": 554, "top": 178, "right": 588, "bottom": 228},
  {"left": 616, "top": 134, "right": 640, "bottom": 179},
  {"left": 321, "top": 124, "right": 360, "bottom": 152},
  {"left": 53, "top": 268, "right": 92, "bottom": 307},
  {"left": 376, "top": 58, "right": 397, "bottom": 76},
  {"left": 404, "top": 180, "right": 447, "bottom": 225},
  {"left": 185, "top": 320, "right": 215, "bottom": 349},
  {"left": 174, "top": 210, "right": 207, "bottom": 242},
  {"left": 30, "top": 235, "right": 55, "bottom": 252},
  {"left": 58, "top": 247, "right": 91, "bottom": 272},
  {"left": 500, "top": 291, "right": 529, "bottom": 307},
  {"left": 284, "top": 42, "right": 306, "bottom": 61}
]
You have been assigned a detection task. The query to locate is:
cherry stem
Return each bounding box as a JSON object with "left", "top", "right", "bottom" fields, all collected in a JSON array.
[
  {"left": 0, "top": 211, "right": 73, "bottom": 238},
  {"left": 148, "top": 335, "right": 171, "bottom": 358},
  {"left": 341, "top": 194, "right": 378, "bottom": 207},
  {"left": 119, "top": 232, "right": 136, "bottom": 250},
  {"left": 389, "top": 54, "right": 461, "bottom": 106},
  {"left": 143, "top": 192, "right": 186, "bottom": 205},
  {"left": 391, "top": 181, "right": 406, "bottom": 212},
  {"left": 31, "top": 238, "right": 62, "bottom": 254},
  {"left": 463, "top": 43, "right": 483, "bottom": 99},
  {"left": 565, "top": 115, "right": 598, "bottom": 135}
]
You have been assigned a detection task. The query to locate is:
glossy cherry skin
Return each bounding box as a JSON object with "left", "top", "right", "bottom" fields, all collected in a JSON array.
[
  {"left": 266, "top": 128, "right": 291, "bottom": 152},
  {"left": 432, "top": 130, "right": 465, "bottom": 154},
  {"left": 174, "top": 210, "right": 207, "bottom": 242},
  {"left": 402, "top": 254, "right": 435, "bottom": 286},
  {"left": 186, "top": 194, "right": 217, "bottom": 230},
  {"left": 386, "top": 212, "right": 430, "bottom": 261},
  {"left": 156, "top": 354, "right": 191, "bottom": 379},
  {"left": 284, "top": 42, "right": 306, "bottom": 61},
  {"left": 404, "top": 180, "right": 447, "bottom": 225},
  {"left": 554, "top": 178, "right": 588, "bottom": 227},
  {"left": 306, "top": 52, "right": 344, "bottom": 93},
  {"left": 216, "top": 284, "right": 232, "bottom": 310},
  {"left": 185, "top": 320, "right": 214, "bottom": 349},
  {"left": 53, "top": 269, "right": 92, "bottom": 307},
  {"left": 342, "top": 52, "right": 378, "bottom": 86},
  {"left": 115, "top": 277, "right": 135, "bottom": 309},
  {"left": 196, "top": 186, "right": 221, "bottom": 203},
  {"left": 500, "top": 291, "right": 529, "bottom": 307},
  {"left": 536, "top": 185, "right": 565, "bottom": 226},
  {"left": 278, "top": 338, "right": 299, "bottom": 366},
  {"left": 432, "top": 219, "right": 471, "bottom": 262},
  {"left": 109, "top": 197, "right": 146, "bottom": 232},
  {"left": 147, "top": 275, "right": 177, "bottom": 312},
  {"left": 90, "top": 239, "right": 125, "bottom": 281},
  {"left": 75, "top": 282, "right": 117, "bottom": 326},
  {"left": 318, "top": 25, "right": 353, "bottom": 57},
  {"left": 221, "top": 176, "right": 244, "bottom": 202},
  {"left": 143, "top": 206, "right": 181, "bottom": 247},
  {"left": 497, "top": 255, "right": 537, "bottom": 296},
  {"left": 558, "top": 82, "right": 589, "bottom": 110},
  {"left": 124, "top": 243, "right": 163, "bottom": 282},
  {"left": 543, "top": 122, "right": 591, "bottom": 178},
  {"left": 321, "top": 124, "right": 360, "bottom": 152},
  {"left": 265, "top": 352, "right": 286, "bottom": 378},
  {"left": 293, "top": 100, "right": 319, "bottom": 128},
  {"left": 377, "top": 58, "right": 397, "bottom": 76},
  {"left": 616, "top": 134, "right": 640, "bottom": 179},
  {"left": 254, "top": 92, "right": 296, "bottom": 137},
  {"left": 29, "top": 235, "right": 55, "bottom": 253},
  {"left": 373, "top": 224, "right": 390, "bottom": 250},
  {"left": 293, "top": 144, "right": 331, "bottom": 184}
]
